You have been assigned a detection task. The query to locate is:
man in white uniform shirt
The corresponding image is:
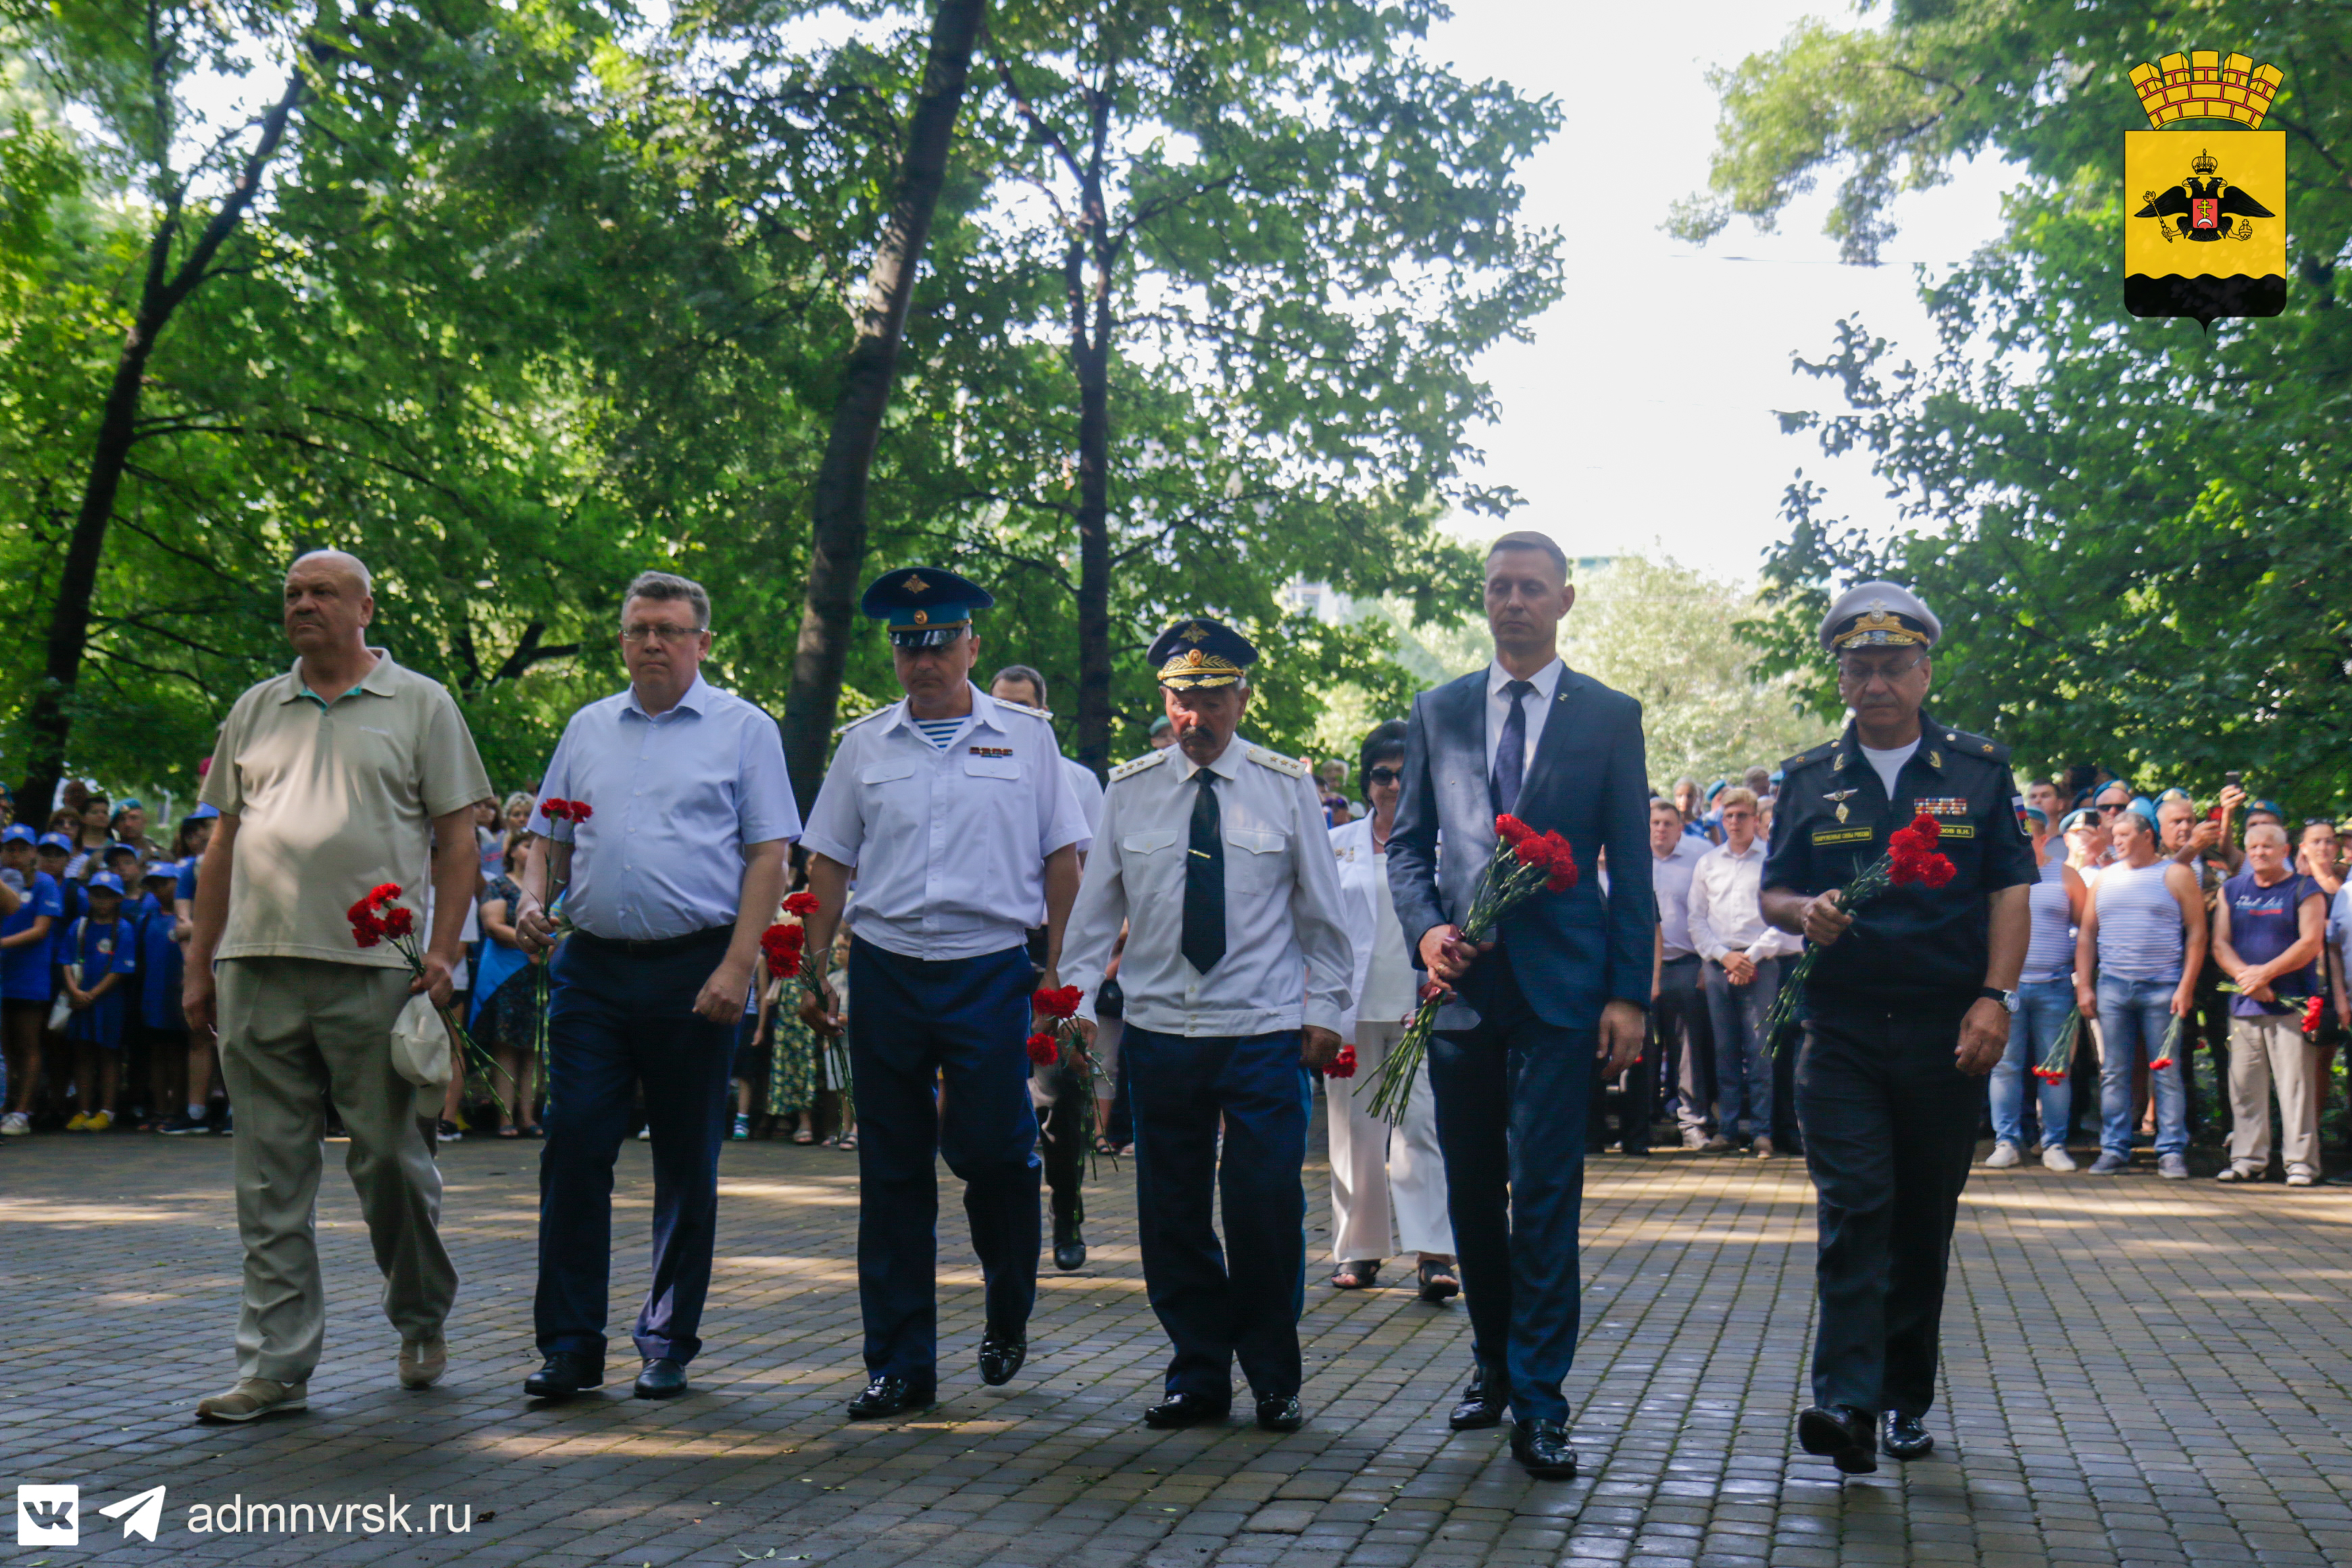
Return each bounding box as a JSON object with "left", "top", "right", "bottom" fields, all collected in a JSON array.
[
  {"left": 1689, "top": 786, "right": 1801, "bottom": 1156},
  {"left": 1062, "top": 617, "right": 1353, "bottom": 1436},
  {"left": 797, "top": 569, "right": 1088, "bottom": 1419},
  {"left": 1649, "top": 797, "right": 1717, "bottom": 1150}
]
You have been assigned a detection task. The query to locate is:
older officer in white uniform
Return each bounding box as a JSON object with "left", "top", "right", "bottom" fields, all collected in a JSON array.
[
  {"left": 797, "top": 567, "right": 1089, "bottom": 1419},
  {"left": 1062, "top": 617, "right": 1353, "bottom": 1435}
]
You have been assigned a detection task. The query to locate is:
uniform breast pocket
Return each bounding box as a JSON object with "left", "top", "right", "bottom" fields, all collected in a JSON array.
[
  {"left": 1121, "top": 828, "right": 1182, "bottom": 898},
  {"left": 961, "top": 755, "right": 1021, "bottom": 782},
  {"left": 1224, "top": 827, "right": 1290, "bottom": 891}
]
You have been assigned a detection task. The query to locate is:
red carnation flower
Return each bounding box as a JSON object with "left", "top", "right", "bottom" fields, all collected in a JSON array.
[
  {"left": 1030, "top": 985, "right": 1082, "bottom": 1019},
  {"left": 541, "top": 798, "right": 572, "bottom": 821},
  {"left": 1513, "top": 834, "right": 1551, "bottom": 869},
  {"left": 347, "top": 900, "right": 384, "bottom": 949},
  {"left": 367, "top": 882, "right": 403, "bottom": 909},
  {"left": 1324, "top": 1044, "right": 1358, "bottom": 1080},
  {"left": 784, "top": 891, "right": 820, "bottom": 917},
  {"left": 1907, "top": 811, "right": 1942, "bottom": 844},
  {"left": 1495, "top": 814, "right": 1531, "bottom": 846},
  {"left": 1538, "top": 832, "right": 1580, "bottom": 893},
  {"left": 759, "top": 922, "right": 805, "bottom": 978},
  {"left": 381, "top": 906, "right": 416, "bottom": 940},
  {"left": 1026, "top": 1032, "right": 1059, "bottom": 1067},
  {"left": 2303, "top": 995, "right": 2325, "bottom": 1034},
  {"left": 568, "top": 801, "right": 593, "bottom": 824}
]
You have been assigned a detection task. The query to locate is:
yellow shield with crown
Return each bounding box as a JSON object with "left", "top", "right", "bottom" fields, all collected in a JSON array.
[{"left": 2124, "top": 52, "right": 2285, "bottom": 324}]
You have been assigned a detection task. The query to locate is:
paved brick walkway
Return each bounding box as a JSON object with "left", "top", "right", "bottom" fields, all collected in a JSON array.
[{"left": 6, "top": 1125, "right": 2351, "bottom": 1566}]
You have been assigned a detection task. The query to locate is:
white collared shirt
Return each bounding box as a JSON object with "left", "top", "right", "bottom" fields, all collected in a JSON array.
[
  {"left": 800, "top": 684, "right": 1089, "bottom": 961},
  {"left": 1062, "top": 734, "right": 1354, "bottom": 1038},
  {"left": 528, "top": 674, "right": 802, "bottom": 941},
  {"left": 1688, "top": 836, "right": 1801, "bottom": 962},
  {"left": 1651, "top": 834, "right": 1709, "bottom": 959},
  {"left": 1062, "top": 757, "right": 1105, "bottom": 851},
  {"left": 1483, "top": 657, "right": 1566, "bottom": 782}
]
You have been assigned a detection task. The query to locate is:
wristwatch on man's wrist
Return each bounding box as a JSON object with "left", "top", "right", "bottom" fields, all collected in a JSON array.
[{"left": 1978, "top": 986, "right": 2019, "bottom": 1014}]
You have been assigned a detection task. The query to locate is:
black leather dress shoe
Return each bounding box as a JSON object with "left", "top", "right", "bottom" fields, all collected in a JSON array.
[
  {"left": 847, "top": 1373, "right": 934, "bottom": 1419},
  {"left": 633, "top": 1357, "right": 688, "bottom": 1399},
  {"left": 1143, "top": 1390, "right": 1230, "bottom": 1428},
  {"left": 1881, "top": 1410, "right": 1933, "bottom": 1459},
  {"left": 1053, "top": 1211, "right": 1087, "bottom": 1271},
  {"left": 1797, "top": 1405, "right": 1879, "bottom": 1473},
  {"left": 1449, "top": 1363, "right": 1506, "bottom": 1430},
  {"left": 1509, "top": 1419, "right": 1579, "bottom": 1480},
  {"left": 978, "top": 1332, "right": 1027, "bottom": 1387},
  {"left": 1254, "top": 1394, "right": 1304, "bottom": 1432},
  {"left": 523, "top": 1352, "right": 603, "bottom": 1400}
]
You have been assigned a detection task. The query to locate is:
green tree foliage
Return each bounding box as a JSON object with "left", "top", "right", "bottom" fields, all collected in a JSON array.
[
  {"left": 1678, "top": 1, "right": 2352, "bottom": 810},
  {"left": 3, "top": 0, "right": 1555, "bottom": 809}
]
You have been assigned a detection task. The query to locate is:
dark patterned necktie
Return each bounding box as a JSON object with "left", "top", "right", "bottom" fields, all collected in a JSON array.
[
  {"left": 1182, "top": 772, "right": 1227, "bottom": 974},
  {"left": 1491, "top": 679, "right": 1534, "bottom": 815}
]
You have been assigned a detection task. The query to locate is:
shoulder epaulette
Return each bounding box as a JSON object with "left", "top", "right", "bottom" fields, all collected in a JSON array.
[
  {"left": 1248, "top": 746, "right": 1310, "bottom": 779},
  {"left": 1781, "top": 738, "right": 1838, "bottom": 774},
  {"left": 833, "top": 704, "right": 896, "bottom": 737},
  {"left": 1933, "top": 726, "right": 2010, "bottom": 765},
  {"left": 1109, "top": 749, "right": 1170, "bottom": 784},
  {"left": 993, "top": 698, "right": 1053, "bottom": 722}
]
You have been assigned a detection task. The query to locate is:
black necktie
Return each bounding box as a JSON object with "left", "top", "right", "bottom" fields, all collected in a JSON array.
[
  {"left": 1491, "top": 679, "right": 1534, "bottom": 814},
  {"left": 1182, "top": 771, "right": 1227, "bottom": 974}
]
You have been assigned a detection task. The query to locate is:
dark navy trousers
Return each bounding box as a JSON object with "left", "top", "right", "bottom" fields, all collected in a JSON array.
[
  {"left": 1795, "top": 994, "right": 1980, "bottom": 1418},
  {"left": 1125, "top": 1025, "right": 1312, "bottom": 1402},
  {"left": 536, "top": 926, "right": 737, "bottom": 1373},
  {"left": 849, "top": 938, "right": 1041, "bottom": 1385},
  {"left": 1428, "top": 955, "right": 1595, "bottom": 1423}
]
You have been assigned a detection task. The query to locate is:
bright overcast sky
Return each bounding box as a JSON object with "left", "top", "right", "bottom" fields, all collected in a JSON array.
[{"left": 1428, "top": 0, "right": 2024, "bottom": 580}]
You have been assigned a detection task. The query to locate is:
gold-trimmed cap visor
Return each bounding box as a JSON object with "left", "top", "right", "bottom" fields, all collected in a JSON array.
[{"left": 1157, "top": 649, "right": 1247, "bottom": 689}]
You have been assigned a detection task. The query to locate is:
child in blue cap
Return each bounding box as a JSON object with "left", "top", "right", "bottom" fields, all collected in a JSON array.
[{"left": 63, "top": 871, "right": 137, "bottom": 1132}]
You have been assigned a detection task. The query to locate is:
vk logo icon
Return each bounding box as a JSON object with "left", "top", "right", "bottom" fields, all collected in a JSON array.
[{"left": 17, "top": 1484, "right": 78, "bottom": 1545}]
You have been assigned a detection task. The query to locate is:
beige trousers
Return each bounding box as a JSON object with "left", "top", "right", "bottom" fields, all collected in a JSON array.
[
  {"left": 1326, "top": 1021, "right": 1453, "bottom": 1262},
  {"left": 217, "top": 957, "right": 456, "bottom": 1384},
  {"left": 2226, "top": 1013, "right": 2321, "bottom": 1178}
]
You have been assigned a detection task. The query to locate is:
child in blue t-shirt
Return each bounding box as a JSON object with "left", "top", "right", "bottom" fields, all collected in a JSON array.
[
  {"left": 2, "top": 825, "right": 67, "bottom": 1135},
  {"left": 63, "top": 872, "right": 137, "bottom": 1132},
  {"left": 136, "top": 861, "right": 187, "bottom": 1128}
]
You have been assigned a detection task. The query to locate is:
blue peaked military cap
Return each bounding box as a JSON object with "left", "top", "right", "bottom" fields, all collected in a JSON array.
[
  {"left": 861, "top": 565, "right": 993, "bottom": 649},
  {"left": 1148, "top": 617, "right": 1257, "bottom": 690}
]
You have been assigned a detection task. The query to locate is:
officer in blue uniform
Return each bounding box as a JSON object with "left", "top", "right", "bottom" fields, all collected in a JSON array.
[
  {"left": 1061, "top": 618, "right": 1354, "bottom": 1434},
  {"left": 797, "top": 567, "right": 1089, "bottom": 1419},
  {"left": 1760, "top": 582, "right": 2034, "bottom": 1475}
]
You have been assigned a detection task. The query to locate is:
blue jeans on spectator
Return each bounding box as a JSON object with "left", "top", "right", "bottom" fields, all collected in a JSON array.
[
  {"left": 1705, "top": 955, "right": 1782, "bottom": 1142},
  {"left": 2097, "top": 974, "right": 2187, "bottom": 1159},
  {"left": 1990, "top": 977, "right": 2074, "bottom": 1148}
]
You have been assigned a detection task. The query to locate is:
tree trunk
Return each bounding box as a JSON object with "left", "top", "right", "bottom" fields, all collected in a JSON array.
[
  {"left": 1071, "top": 68, "right": 1117, "bottom": 778},
  {"left": 779, "top": 0, "right": 991, "bottom": 809},
  {"left": 17, "top": 66, "right": 309, "bottom": 815}
]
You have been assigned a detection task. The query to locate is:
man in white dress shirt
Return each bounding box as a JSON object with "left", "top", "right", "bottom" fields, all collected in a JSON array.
[
  {"left": 1688, "top": 787, "right": 1800, "bottom": 1156},
  {"left": 513, "top": 571, "right": 800, "bottom": 1403},
  {"left": 796, "top": 568, "right": 1089, "bottom": 1419},
  {"left": 1062, "top": 617, "right": 1353, "bottom": 1435},
  {"left": 1649, "top": 797, "right": 1716, "bottom": 1150}
]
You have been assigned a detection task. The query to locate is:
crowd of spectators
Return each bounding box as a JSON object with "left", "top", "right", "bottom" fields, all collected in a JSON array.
[{"left": 6, "top": 749, "right": 2347, "bottom": 1192}]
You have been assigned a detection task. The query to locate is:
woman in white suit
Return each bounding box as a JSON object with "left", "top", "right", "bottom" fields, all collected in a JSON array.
[{"left": 1326, "top": 721, "right": 1457, "bottom": 1300}]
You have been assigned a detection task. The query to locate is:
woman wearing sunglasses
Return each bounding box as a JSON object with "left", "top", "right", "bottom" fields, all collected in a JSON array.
[{"left": 1323, "top": 720, "right": 1457, "bottom": 1302}]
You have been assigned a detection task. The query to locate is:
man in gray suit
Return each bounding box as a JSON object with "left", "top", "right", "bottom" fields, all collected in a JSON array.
[{"left": 1386, "top": 530, "right": 1653, "bottom": 1480}]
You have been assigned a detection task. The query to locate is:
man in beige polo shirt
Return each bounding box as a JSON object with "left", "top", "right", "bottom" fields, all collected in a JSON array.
[{"left": 184, "top": 549, "right": 493, "bottom": 1423}]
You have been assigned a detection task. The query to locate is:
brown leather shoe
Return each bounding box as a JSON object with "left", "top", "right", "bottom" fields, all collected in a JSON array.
[{"left": 196, "top": 1377, "right": 309, "bottom": 1423}]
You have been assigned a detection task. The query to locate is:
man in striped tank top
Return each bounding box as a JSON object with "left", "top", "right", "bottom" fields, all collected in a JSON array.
[
  {"left": 2073, "top": 800, "right": 2205, "bottom": 1178},
  {"left": 1760, "top": 582, "right": 2036, "bottom": 1477}
]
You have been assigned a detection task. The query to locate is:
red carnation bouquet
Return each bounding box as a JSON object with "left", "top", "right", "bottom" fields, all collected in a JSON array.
[
  {"left": 761, "top": 890, "right": 846, "bottom": 1126},
  {"left": 348, "top": 881, "right": 503, "bottom": 1107},
  {"left": 1324, "top": 1044, "right": 1357, "bottom": 1080},
  {"left": 2034, "top": 1004, "right": 2082, "bottom": 1084},
  {"left": 1028, "top": 982, "right": 1115, "bottom": 1167},
  {"left": 1368, "top": 814, "right": 1579, "bottom": 1123},
  {"left": 1766, "top": 812, "right": 1958, "bottom": 1055}
]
